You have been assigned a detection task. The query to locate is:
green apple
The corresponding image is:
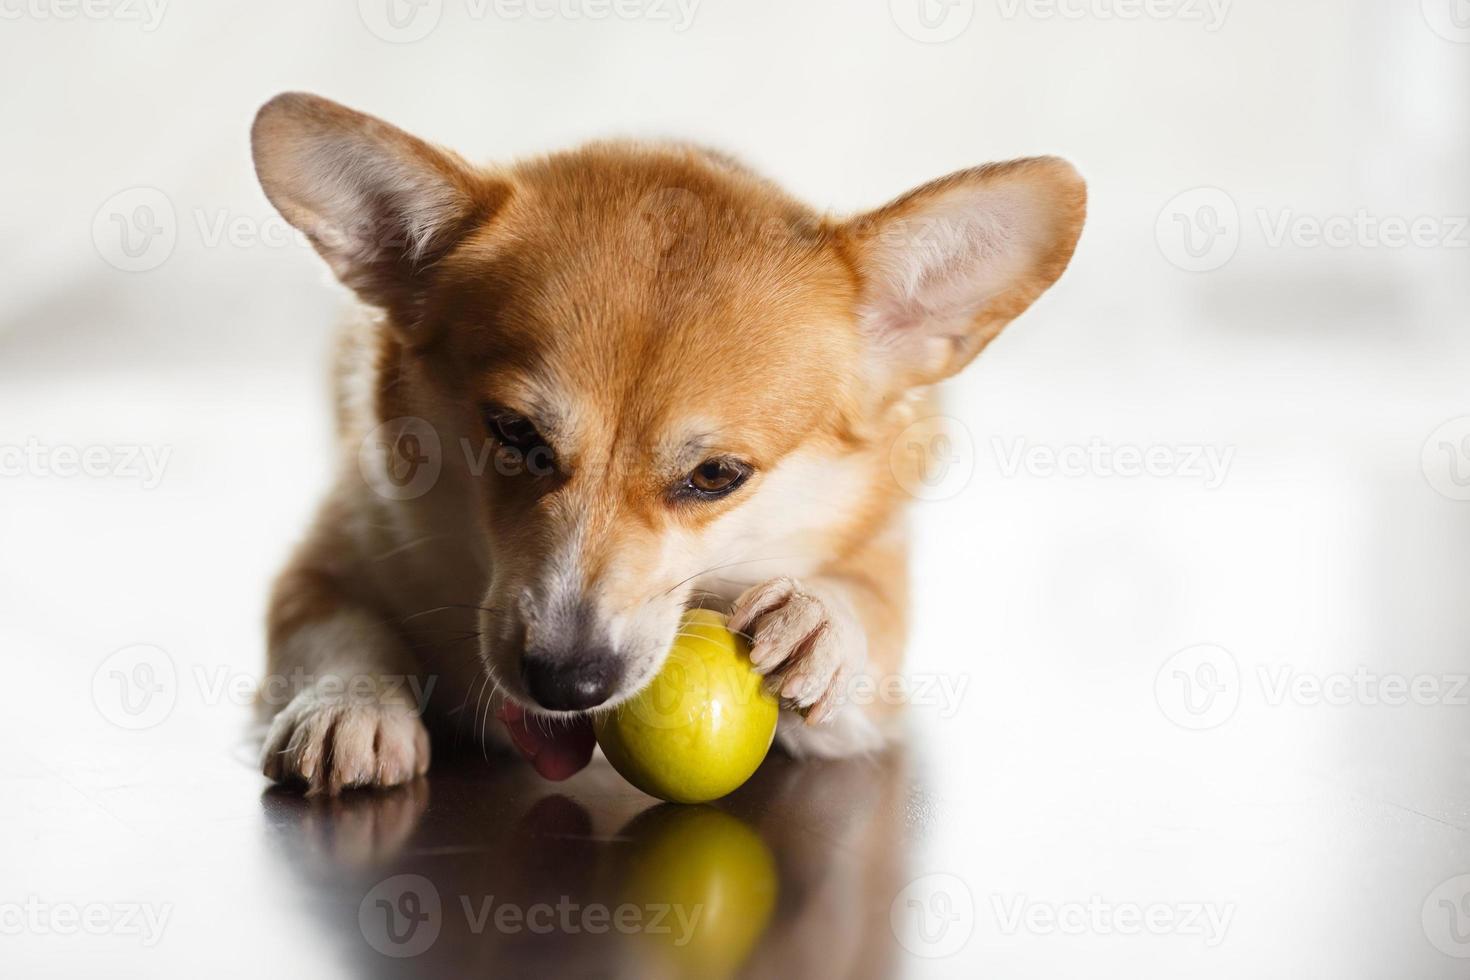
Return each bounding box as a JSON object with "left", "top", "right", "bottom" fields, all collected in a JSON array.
[{"left": 595, "top": 609, "right": 778, "bottom": 804}]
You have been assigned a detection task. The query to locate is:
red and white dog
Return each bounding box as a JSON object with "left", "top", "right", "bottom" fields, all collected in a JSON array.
[{"left": 251, "top": 93, "right": 1085, "bottom": 793}]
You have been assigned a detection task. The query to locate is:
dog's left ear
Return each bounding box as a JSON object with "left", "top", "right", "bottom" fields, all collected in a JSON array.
[
  {"left": 839, "top": 156, "right": 1086, "bottom": 392},
  {"left": 251, "top": 92, "right": 510, "bottom": 332}
]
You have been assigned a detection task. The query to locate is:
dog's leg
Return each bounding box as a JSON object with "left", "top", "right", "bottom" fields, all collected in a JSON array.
[
  {"left": 728, "top": 534, "right": 908, "bottom": 758},
  {"left": 258, "top": 552, "right": 431, "bottom": 795}
]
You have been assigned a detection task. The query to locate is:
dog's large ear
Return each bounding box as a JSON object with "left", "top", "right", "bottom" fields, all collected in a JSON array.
[
  {"left": 839, "top": 157, "right": 1085, "bottom": 392},
  {"left": 251, "top": 92, "right": 508, "bottom": 328}
]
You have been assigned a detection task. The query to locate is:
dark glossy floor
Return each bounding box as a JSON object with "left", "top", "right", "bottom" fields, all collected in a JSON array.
[
  {"left": 10, "top": 678, "right": 1470, "bottom": 979},
  {"left": 258, "top": 748, "right": 912, "bottom": 979}
]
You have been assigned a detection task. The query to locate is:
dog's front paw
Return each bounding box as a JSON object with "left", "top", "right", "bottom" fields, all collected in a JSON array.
[
  {"left": 260, "top": 681, "right": 430, "bottom": 795},
  {"left": 728, "top": 576, "right": 866, "bottom": 725}
]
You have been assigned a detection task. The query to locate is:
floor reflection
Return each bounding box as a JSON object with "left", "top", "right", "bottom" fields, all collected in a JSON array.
[{"left": 260, "top": 747, "right": 912, "bottom": 978}]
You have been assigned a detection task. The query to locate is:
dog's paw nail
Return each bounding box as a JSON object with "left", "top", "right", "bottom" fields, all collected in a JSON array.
[
  {"left": 780, "top": 674, "right": 815, "bottom": 701},
  {"left": 261, "top": 687, "right": 430, "bottom": 795}
]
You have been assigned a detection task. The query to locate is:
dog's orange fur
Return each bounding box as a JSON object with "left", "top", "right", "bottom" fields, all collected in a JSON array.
[{"left": 253, "top": 93, "right": 1085, "bottom": 793}]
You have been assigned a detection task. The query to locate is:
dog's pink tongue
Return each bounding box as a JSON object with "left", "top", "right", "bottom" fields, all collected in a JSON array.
[{"left": 497, "top": 702, "right": 595, "bottom": 781}]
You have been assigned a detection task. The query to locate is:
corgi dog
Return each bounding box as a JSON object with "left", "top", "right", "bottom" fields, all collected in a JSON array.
[{"left": 252, "top": 92, "right": 1085, "bottom": 794}]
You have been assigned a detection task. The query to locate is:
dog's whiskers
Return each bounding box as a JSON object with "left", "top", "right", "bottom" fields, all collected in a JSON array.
[
  {"left": 400, "top": 603, "right": 497, "bottom": 624},
  {"left": 655, "top": 554, "right": 799, "bottom": 600}
]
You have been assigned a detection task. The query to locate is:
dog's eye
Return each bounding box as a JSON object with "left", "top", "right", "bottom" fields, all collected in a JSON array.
[
  {"left": 682, "top": 458, "right": 750, "bottom": 499},
  {"left": 484, "top": 408, "right": 545, "bottom": 452}
]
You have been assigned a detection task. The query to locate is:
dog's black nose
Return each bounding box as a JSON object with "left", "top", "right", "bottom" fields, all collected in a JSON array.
[{"left": 521, "top": 649, "right": 622, "bottom": 711}]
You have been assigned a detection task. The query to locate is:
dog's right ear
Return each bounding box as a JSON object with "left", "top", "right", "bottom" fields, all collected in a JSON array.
[
  {"left": 838, "top": 156, "right": 1086, "bottom": 395},
  {"left": 251, "top": 92, "right": 509, "bottom": 329}
]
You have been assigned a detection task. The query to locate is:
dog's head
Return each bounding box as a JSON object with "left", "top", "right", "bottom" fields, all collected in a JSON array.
[{"left": 253, "top": 92, "right": 1085, "bottom": 716}]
